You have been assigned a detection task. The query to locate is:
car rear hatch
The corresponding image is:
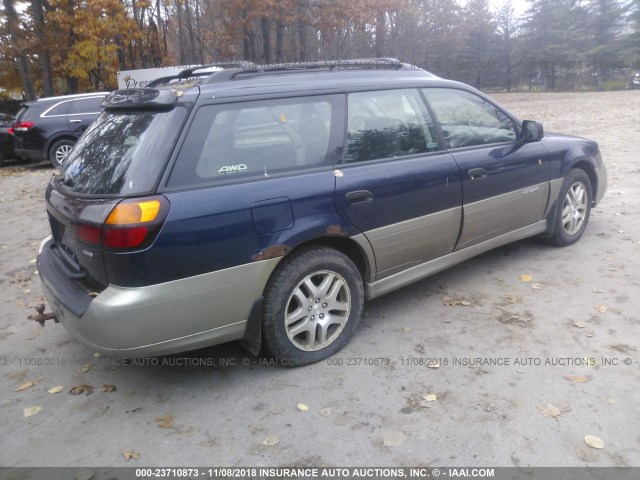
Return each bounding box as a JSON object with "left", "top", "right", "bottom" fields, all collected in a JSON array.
[{"left": 40, "top": 88, "right": 192, "bottom": 314}]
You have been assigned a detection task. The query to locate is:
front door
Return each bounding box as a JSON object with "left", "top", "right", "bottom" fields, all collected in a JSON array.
[{"left": 423, "top": 88, "right": 550, "bottom": 250}]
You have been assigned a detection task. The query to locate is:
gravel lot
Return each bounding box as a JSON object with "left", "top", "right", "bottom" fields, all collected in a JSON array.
[{"left": 0, "top": 91, "right": 638, "bottom": 468}]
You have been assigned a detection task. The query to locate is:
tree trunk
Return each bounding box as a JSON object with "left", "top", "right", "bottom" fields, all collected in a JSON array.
[
  {"left": 375, "top": 10, "right": 385, "bottom": 58},
  {"left": 176, "top": 0, "right": 185, "bottom": 64},
  {"left": 32, "top": 0, "right": 54, "bottom": 96},
  {"left": 261, "top": 16, "right": 272, "bottom": 64},
  {"left": 3, "top": 0, "right": 37, "bottom": 100},
  {"left": 184, "top": 0, "right": 198, "bottom": 64},
  {"left": 276, "top": 18, "right": 284, "bottom": 63}
]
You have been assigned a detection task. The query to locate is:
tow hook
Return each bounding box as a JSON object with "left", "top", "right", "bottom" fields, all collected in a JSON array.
[{"left": 28, "top": 304, "right": 59, "bottom": 327}]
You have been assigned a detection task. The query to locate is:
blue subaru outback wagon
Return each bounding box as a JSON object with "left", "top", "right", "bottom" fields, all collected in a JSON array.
[{"left": 37, "top": 59, "right": 607, "bottom": 365}]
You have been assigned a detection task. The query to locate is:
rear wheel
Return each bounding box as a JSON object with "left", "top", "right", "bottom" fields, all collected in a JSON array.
[
  {"left": 49, "top": 139, "right": 75, "bottom": 168},
  {"left": 549, "top": 169, "right": 592, "bottom": 246},
  {"left": 262, "top": 247, "right": 364, "bottom": 366}
]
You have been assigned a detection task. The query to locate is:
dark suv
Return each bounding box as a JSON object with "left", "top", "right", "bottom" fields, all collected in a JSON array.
[
  {"left": 13, "top": 92, "right": 107, "bottom": 167},
  {"left": 36, "top": 59, "right": 607, "bottom": 365},
  {"left": 0, "top": 113, "right": 16, "bottom": 166}
]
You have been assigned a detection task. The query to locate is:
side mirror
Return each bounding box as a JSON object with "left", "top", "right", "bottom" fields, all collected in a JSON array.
[{"left": 522, "top": 120, "right": 544, "bottom": 143}]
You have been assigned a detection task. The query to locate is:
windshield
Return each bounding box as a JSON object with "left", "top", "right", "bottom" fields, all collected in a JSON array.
[{"left": 58, "top": 107, "right": 186, "bottom": 195}]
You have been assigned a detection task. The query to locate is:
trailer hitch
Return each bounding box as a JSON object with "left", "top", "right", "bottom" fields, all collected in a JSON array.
[{"left": 29, "top": 304, "right": 58, "bottom": 327}]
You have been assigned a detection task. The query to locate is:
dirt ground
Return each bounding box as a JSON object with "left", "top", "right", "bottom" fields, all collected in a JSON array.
[{"left": 0, "top": 91, "right": 638, "bottom": 468}]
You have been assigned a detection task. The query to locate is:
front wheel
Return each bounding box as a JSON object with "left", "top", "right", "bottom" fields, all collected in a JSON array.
[
  {"left": 549, "top": 169, "right": 592, "bottom": 246},
  {"left": 48, "top": 139, "right": 75, "bottom": 168},
  {"left": 262, "top": 247, "right": 364, "bottom": 366}
]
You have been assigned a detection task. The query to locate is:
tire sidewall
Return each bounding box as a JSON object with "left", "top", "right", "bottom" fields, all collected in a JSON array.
[
  {"left": 553, "top": 169, "right": 592, "bottom": 246},
  {"left": 263, "top": 249, "right": 364, "bottom": 365}
]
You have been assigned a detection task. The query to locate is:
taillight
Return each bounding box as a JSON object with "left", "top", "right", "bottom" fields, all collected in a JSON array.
[
  {"left": 74, "top": 196, "right": 169, "bottom": 250},
  {"left": 103, "top": 196, "right": 169, "bottom": 250},
  {"left": 7, "top": 127, "right": 14, "bottom": 135},
  {"left": 12, "top": 121, "right": 35, "bottom": 132}
]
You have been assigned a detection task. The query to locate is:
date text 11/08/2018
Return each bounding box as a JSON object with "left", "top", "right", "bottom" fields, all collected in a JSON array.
[{"left": 135, "top": 467, "right": 496, "bottom": 478}]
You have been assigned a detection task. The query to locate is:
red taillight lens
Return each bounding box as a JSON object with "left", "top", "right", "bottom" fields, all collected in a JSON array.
[
  {"left": 7, "top": 127, "right": 14, "bottom": 135},
  {"left": 77, "top": 223, "right": 101, "bottom": 245},
  {"left": 103, "top": 226, "right": 149, "bottom": 249},
  {"left": 12, "top": 121, "right": 35, "bottom": 132}
]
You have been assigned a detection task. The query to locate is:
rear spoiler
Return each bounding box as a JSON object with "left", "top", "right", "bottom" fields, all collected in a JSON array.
[{"left": 101, "top": 88, "right": 178, "bottom": 110}]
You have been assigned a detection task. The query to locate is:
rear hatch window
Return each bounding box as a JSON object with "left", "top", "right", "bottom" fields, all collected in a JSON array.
[{"left": 57, "top": 107, "right": 186, "bottom": 196}]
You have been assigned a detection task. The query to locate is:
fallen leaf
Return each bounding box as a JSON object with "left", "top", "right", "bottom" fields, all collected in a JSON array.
[
  {"left": 585, "top": 332, "right": 595, "bottom": 337},
  {"left": 443, "top": 296, "right": 472, "bottom": 306},
  {"left": 101, "top": 384, "right": 116, "bottom": 393},
  {"left": 576, "top": 447, "right": 597, "bottom": 461},
  {"left": 564, "top": 375, "right": 590, "bottom": 383},
  {"left": 423, "top": 394, "right": 438, "bottom": 402},
  {"left": 156, "top": 414, "right": 174, "bottom": 428},
  {"left": 74, "top": 470, "right": 95, "bottom": 480},
  {"left": 592, "top": 288, "right": 605, "bottom": 294},
  {"left": 427, "top": 362, "right": 440, "bottom": 369},
  {"left": 297, "top": 403, "right": 309, "bottom": 412},
  {"left": 383, "top": 431, "right": 406, "bottom": 447},
  {"left": 93, "top": 352, "right": 102, "bottom": 357},
  {"left": 15, "top": 378, "right": 41, "bottom": 392},
  {"left": 573, "top": 321, "right": 587, "bottom": 328},
  {"left": 47, "top": 386, "right": 63, "bottom": 394},
  {"left": 268, "top": 404, "right": 285, "bottom": 415},
  {"left": 539, "top": 404, "right": 562, "bottom": 418},
  {"left": 603, "top": 397, "right": 616, "bottom": 405},
  {"left": 531, "top": 283, "right": 544, "bottom": 290},
  {"left": 122, "top": 450, "right": 140, "bottom": 461},
  {"left": 584, "top": 435, "right": 604, "bottom": 449},
  {"left": 502, "top": 294, "right": 523, "bottom": 304},
  {"left": 519, "top": 274, "right": 533, "bottom": 282},
  {"left": 88, "top": 292, "right": 99, "bottom": 297},
  {"left": 594, "top": 304, "right": 607, "bottom": 314},
  {"left": 69, "top": 384, "right": 94, "bottom": 395},
  {"left": 78, "top": 363, "right": 92, "bottom": 374},
  {"left": 23, "top": 406, "right": 42, "bottom": 418},
  {"left": 262, "top": 434, "right": 280, "bottom": 446},
  {"left": 319, "top": 407, "right": 332, "bottom": 417}
]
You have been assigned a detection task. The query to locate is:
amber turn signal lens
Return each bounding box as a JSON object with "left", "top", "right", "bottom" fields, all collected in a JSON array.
[{"left": 106, "top": 200, "right": 161, "bottom": 225}]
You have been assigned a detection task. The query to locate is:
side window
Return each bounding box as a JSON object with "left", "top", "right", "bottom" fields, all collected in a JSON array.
[
  {"left": 423, "top": 88, "right": 517, "bottom": 148},
  {"left": 71, "top": 97, "right": 104, "bottom": 115},
  {"left": 168, "top": 96, "right": 339, "bottom": 187},
  {"left": 42, "top": 101, "right": 71, "bottom": 117},
  {"left": 345, "top": 89, "right": 439, "bottom": 163}
]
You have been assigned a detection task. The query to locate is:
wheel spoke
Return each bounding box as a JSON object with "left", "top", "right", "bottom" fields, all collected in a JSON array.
[
  {"left": 288, "top": 319, "right": 311, "bottom": 338},
  {"left": 286, "top": 306, "right": 307, "bottom": 326}
]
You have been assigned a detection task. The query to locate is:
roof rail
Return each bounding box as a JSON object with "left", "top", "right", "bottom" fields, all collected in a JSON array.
[
  {"left": 201, "top": 58, "right": 419, "bottom": 84},
  {"left": 147, "top": 61, "right": 257, "bottom": 87}
]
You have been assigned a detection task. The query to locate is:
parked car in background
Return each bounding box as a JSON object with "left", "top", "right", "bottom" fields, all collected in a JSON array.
[
  {"left": 0, "top": 113, "right": 16, "bottom": 166},
  {"left": 36, "top": 59, "right": 607, "bottom": 365},
  {"left": 632, "top": 73, "right": 640, "bottom": 89},
  {"left": 12, "top": 92, "right": 108, "bottom": 168}
]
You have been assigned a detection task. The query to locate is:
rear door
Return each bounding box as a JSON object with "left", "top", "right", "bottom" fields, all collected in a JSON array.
[
  {"left": 423, "top": 88, "right": 550, "bottom": 250},
  {"left": 334, "top": 88, "right": 462, "bottom": 280},
  {"left": 67, "top": 96, "right": 104, "bottom": 136}
]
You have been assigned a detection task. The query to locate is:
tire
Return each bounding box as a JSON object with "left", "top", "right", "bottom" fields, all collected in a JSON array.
[
  {"left": 48, "top": 139, "right": 75, "bottom": 168},
  {"left": 262, "top": 247, "right": 364, "bottom": 366},
  {"left": 549, "top": 169, "right": 592, "bottom": 246}
]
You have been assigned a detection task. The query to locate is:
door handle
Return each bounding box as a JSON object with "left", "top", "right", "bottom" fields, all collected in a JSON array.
[
  {"left": 468, "top": 168, "right": 487, "bottom": 181},
  {"left": 69, "top": 119, "right": 82, "bottom": 123},
  {"left": 346, "top": 190, "right": 373, "bottom": 205}
]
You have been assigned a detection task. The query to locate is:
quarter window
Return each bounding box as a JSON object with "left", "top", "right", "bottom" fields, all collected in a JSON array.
[
  {"left": 345, "top": 89, "right": 439, "bottom": 163},
  {"left": 71, "top": 97, "right": 104, "bottom": 115},
  {"left": 423, "top": 88, "right": 517, "bottom": 148}
]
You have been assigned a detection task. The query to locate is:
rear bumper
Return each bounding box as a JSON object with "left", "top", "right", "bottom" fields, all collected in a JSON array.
[{"left": 37, "top": 237, "right": 280, "bottom": 357}]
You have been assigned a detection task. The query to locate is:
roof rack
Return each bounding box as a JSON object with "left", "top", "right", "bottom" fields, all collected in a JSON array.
[
  {"left": 146, "top": 61, "right": 257, "bottom": 87},
  {"left": 201, "top": 58, "right": 419, "bottom": 84},
  {"left": 146, "top": 58, "right": 421, "bottom": 88}
]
